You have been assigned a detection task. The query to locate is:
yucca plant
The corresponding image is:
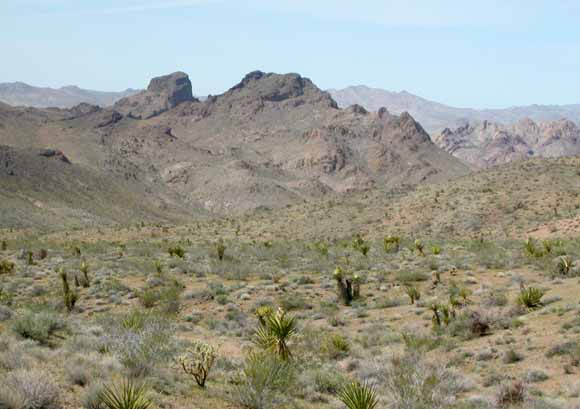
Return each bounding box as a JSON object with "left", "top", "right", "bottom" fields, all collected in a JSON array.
[
  {"left": 405, "top": 286, "right": 420, "bottom": 304},
  {"left": 383, "top": 236, "right": 400, "bottom": 253},
  {"left": 80, "top": 261, "right": 90, "bottom": 287},
  {"left": 338, "top": 381, "right": 378, "bottom": 409},
  {"left": 352, "top": 234, "right": 370, "bottom": 257},
  {"left": 177, "top": 340, "right": 217, "bottom": 388},
  {"left": 414, "top": 239, "right": 425, "bottom": 257},
  {"left": 100, "top": 379, "right": 152, "bottom": 409},
  {"left": 255, "top": 305, "right": 274, "bottom": 326},
  {"left": 458, "top": 287, "right": 472, "bottom": 305},
  {"left": 554, "top": 255, "right": 573, "bottom": 276},
  {"left": 254, "top": 308, "right": 297, "bottom": 361},
  {"left": 517, "top": 287, "right": 545, "bottom": 310}
]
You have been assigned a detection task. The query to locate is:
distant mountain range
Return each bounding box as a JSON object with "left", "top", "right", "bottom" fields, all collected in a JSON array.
[
  {"left": 329, "top": 85, "right": 580, "bottom": 132},
  {"left": 0, "top": 82, "right": 139, "bottom": 108}
]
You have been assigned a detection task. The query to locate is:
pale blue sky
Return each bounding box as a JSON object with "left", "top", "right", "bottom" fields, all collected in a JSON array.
[{"left": 2, "top": 0, "right": 580, "bottom": 108}]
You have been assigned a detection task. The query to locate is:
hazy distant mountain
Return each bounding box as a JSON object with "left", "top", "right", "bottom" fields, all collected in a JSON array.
[
  {"left": 433, "top": 118, "right": 580, "bottom": 169},
  {"left": 0, "top": 82, "right": 140, "bottom": 108},
  {"left": 329, "top": 85, "right": 580, "bottom": 132}
]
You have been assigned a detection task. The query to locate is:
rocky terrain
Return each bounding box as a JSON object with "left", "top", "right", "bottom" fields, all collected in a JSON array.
[
  {"left": 0, "top": 70, "right": 468, "bottom": 226},
  {"left": 330, "top": 85, "right": 580, "bottom": 133},
  {"left": 0, "top": 82, "right": 139, "bottom": 108},
  {"left": 433, "top": 119, "right": 580, "bottom": 168}
]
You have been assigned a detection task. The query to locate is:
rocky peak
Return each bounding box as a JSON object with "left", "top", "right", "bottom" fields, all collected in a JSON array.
[{"left": 114, "top": 72, "right": 195, "bottom": 120}]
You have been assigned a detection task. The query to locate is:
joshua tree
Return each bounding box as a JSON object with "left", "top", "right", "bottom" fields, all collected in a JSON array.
[
  {"left": 59, "top": 268, "right": 78, "bottom": 312},
  {"left": 334, "top": 267, "right": 354, "bottom": 306},
  {"left": 405, "top": 286, "right": 420, "bottom": 304},
  {"left": 414, "top": 239, "right": 425, "bottom": 257}
]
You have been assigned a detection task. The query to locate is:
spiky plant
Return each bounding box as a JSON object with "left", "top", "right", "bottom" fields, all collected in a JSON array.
[
  {"left": 338, "top": 381, "right": 378, "bottom": 409},
  {"left": 80, "top": 261, "right": 90, "bottom": 287},
  {"left": 405, "top": 286, "right": 420, "bottom": 304},
  {"left": 458, "top": 287, "right": 472, "bottom": 305},
  {"left": 431, "top": 246, "right": 441, "bottom": 255},
  {"left": 255, "top": 305, "right": 274, "bottom": 326},
  {"left": 430, "top": 304, "right": 441, "bottom": 328},
  {"left": 352, "top": 234, "right": 370, "bottom": 257},
  {"left": 383, "top": 236, "right": 400, "bottom": 253},
  {"left": 414, "top": 239, "right": 425, "bottom": 257},
  {"left": 100, "top": 379, "right": 152, "bottom": 409},
  {"left": 554, "top": 255, "right": 573, "bottom": 276},
  {"left": 177, "top": 340, "right": 217, "bottom": 388},
  {"left": 216, "top": 238, "right": 226, "bottom": 261},
  {"left": 59, "top": 268, "right": 78, "bottom": 312},
  {"left": 254, "top": 308, "right": 297, "bottom": 361},
  {"left": 517, "top": 287, "right": 545, "bottom": 310}
]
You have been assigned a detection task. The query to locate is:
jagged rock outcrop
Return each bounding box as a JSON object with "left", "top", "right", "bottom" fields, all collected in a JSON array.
[
  {"left": 434, "top": 118, "right": 580, "bottom": 168},
  {"left": 114, "top": 72, "right": 195, "bottom": 119}
]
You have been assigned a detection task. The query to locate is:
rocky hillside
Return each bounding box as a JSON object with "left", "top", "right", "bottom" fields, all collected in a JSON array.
[
  {"left": 433, "top": 118, "right": 580, "bottom": 168},
  {"left": 0, "top": 82, "right": 139, "bottom": 108},
  {"left": 330, "top": 85, "right": 580, "bottom": 133},
  {"left": 0, "top": 70, "right": 469, "bottom": 227}
]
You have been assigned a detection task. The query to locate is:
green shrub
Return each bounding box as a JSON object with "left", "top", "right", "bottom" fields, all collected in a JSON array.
[
  {"left": 405, "top": 286, "right": 420, "bottom": 304},
  {"left": 216, "top": 239, "right": 226, "bottom": 261},
  {"left": 516, "top": 287, "right": 545, "bottom": 310},
  {"left": 0, "top": 260, "right": 15, "bottom": 275},
  {"left": 0, "top": 369, "right": 60, "bottom": 409},
  {"left": 59, "top": 269, "right": 78, "bottom": 312},
  {"left": 168, "top": 245, "right": 185, "bottom": 258},
  {"left": 322, "top": 333, "right": 350, "bottom": 359},
  {"left": 383, "top": 236, "right": 400, "bottom": 253}
]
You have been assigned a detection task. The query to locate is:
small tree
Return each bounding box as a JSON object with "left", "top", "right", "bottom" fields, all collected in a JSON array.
[{"left": 177, "top": 341, "right": 217, "bottom": 388}]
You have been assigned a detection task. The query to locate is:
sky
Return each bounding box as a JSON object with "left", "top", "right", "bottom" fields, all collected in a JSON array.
[{"left": 1, "top": 0, "right": 580, "bottom": 109}]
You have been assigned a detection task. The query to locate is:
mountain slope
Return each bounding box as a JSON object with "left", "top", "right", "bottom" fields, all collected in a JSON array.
[
  {"left": 0, "top": 82, "right": 139, "bottom": 108},
  {"left": 329, "top": 85, "right": 580, "bottom": 132},
  {"left": 0, "top": 70, "right": 469, "bottom": 226},
  {"left": 433, "top": 118, "right": 580, "bottom": 168}
]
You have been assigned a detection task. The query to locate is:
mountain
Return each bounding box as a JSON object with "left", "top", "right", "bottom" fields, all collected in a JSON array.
[
  {"left": 0, "top": 71, "right": 469, "bottom": 228},
  {"left": 433, "top": 118, "right": 580, "bottom": 168},
  {"left": 329, "top": 85, "right": 580, "bottom": 133},
  {"left": 0, "top": 82, "right": 140, "bottom": 108}
]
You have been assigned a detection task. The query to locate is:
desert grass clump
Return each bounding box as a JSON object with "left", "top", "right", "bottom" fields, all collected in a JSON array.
[
  {"left": 254, "top": 308, "right": 297, "bottom": 361},
  {"left": 0, "top": 259, "right": 15, "bottom": 275},
  {"left": 516, "top": 287, "right": 545, "bottom": 311},
  {"left": 177, "top": 340, "right": 217, "bottom": 388},
  {"left": 338, "top": 381, "right": 378, "bottom": 409},
  {"left": 100, "top": 379, "right": 152, "bottom": 409},
  {"left": 59, "top": 268, "right": 78, "bottom": 312}
]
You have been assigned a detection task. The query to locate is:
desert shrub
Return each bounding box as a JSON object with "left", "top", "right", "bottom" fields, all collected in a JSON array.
[
  {"left": 516, "top": 287, "right": 545, "bottom": 310},
  {"left": 396, "top": 270, "right": 429, "bottom": 283},
  {"left": 12, "top": 309, "right": 64, "bottom": 345},
  {"left": 59, "top": 269, "right": 78, "bottom": 312},
  {"left": 383, "top": 236, "right": 400, "bottom": 253},
  {"left": 352, "top": 234, "right": 370, "bottom": 256},
  {"left": 405, "top": 286, "right": 421, "bottom": 304},
  {"left": 338, "top": 381, "right": 379, "bottom": 409},
  {"left": 495, "top": 380, "right": 526, "bottom": 408},
  {"left": 0, "top": 305, "right": 13, "bottom": 321},
  {"left": 231, "top": 352, "right": 295, "bottom": 409},
  {"left": 0, "top": 369, "right": 60, "bottom": 409},
  {"left": 100, "top": 379, "right": 152, "bottom": 409},
  {"left": 216, "top": 238, "right": 226, "bottom": 261},
  {"left": 0, "top": 259, "right": 15, "bottom": 275},
  {"left": 99, "top": 312, "right": 178, "bottom": 377},
  {"left": 502, "top": 348, "right": 524, "bottom": 364},
  {"left": 322, "top": 333, "right": 350, "bottom": 359},
  {"left": 168, "top": 245, "right": 185, "bottom": 258},
  {"left": 138, "top": 289, "right": 159, "bottom": 309},
  {"left": 176, "top": 340, "right": 217, "bottom": 388},
  {"left": 298, "top": 366, "right": 347, "bottom": 397},
  {"left": 447, "top": 311, "right": 490, "bottom": 340},
  {"left": 82, "top": 381, "right": 107, "bottom": 409},
  {"left": 378, "top": 351, "right": 462, "bottom": 409}
]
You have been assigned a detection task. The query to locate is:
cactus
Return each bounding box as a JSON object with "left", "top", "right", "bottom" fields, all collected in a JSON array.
[{"left": 177, "top": 340, "right": 217, "bottom": 388}]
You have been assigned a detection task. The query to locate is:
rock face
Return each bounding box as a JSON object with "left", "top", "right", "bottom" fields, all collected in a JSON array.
[
  {"left": 114, "top": 72, "right": 195, "bottom": 119},
  {"left": 433, "top": 118, "right": 580, "bottom": 168}
]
